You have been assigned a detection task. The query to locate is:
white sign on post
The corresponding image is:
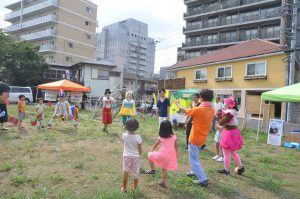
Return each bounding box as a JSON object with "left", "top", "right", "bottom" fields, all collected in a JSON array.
[
  {"left": 267, "top": 119, "right": 284, "bottom": 146},
  {"left": 44, "top": 91, "right": 58, "bottom": 101}
]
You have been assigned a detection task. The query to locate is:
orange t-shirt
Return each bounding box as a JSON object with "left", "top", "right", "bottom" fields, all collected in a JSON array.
[
  {"left": 17, "top": 101, "right": 26, "bottom": 113},
  {"left": 186, "top": 104, "right": 215, "bottom": 146}
]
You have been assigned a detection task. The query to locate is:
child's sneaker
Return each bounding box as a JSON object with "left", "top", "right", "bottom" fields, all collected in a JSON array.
[
  {"left": 47, "top": 124, "right": 52, "bottom": 129},
  {"left": 212, "top": 155, "right": 219, "bottom": 160},
  {"left": 218, "top": 169, "right": 230, "bottom": 175},
  {"left": 217, "top": 157, "right": 224, "bottom": 162}
]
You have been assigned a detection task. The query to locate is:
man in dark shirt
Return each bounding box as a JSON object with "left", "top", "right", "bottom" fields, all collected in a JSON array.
[
  {"left": 157, "top": 88, "right": 170, "bottom": 125},
  {"left": 0, "top": 82, "right": 10, "bottom": 131}
]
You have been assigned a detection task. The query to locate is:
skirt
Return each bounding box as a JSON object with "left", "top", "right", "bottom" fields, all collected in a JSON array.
[
  {"left": 220, "top": 128, "right": 243, "bottom": 151},
  {"left": 102, "top": 108, "right": 112, "bottom": 124}
]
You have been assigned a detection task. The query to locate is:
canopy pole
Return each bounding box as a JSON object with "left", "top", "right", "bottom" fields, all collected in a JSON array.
[
  {"left": 256, "top": 99, "right": 263, "bottom": 142},
  {"left": 35, "top": 88, "right": 39, "bottom": 104}
]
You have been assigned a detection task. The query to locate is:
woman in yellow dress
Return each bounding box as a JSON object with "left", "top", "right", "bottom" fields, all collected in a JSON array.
[{"left": 119, "top": 91, "right": 136, "bottom": 126}]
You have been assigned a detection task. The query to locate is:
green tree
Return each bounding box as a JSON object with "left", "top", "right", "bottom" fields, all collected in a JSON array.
[{"left": 0, "top": 31, "right": 48, "bottom": 86}]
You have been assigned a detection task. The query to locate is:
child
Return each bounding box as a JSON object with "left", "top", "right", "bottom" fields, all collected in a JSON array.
[
  {"left": 212, "top": 122, "right": 223, "bottom": 162},
  {"left": 48, "top": 93, "right": 76, "bottom": 129},
  {"left": 121, "top": 118, "right": 142, "bottom": 193},
  {"left": 0, "top": 82, "right": 10, "bottom": 131},
  {"left": 217, "top": 96, "right": 244, "bottom": 175},
  {"left": 119, "top": 91, "right": 136, "bottom": 127},
  {"left": 35, "top": 98, "right": 46, "bottom": 128},
  {"left": 102, "top": 89, "right": 116, "bottom": 133},
  {"left": 146, "top": 120, "right": 178, "bottom": 188},
  {"left": 17, "top": 95, "right": 26, "bottom": 129}
]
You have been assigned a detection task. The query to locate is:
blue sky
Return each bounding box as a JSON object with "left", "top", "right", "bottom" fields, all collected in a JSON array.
[{"left": 0, "top": 0, "right": 186, "bottom": 73}]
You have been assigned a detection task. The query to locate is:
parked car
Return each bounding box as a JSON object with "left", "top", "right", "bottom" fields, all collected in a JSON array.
[{"left": 9, "top": 86, "right": 33, "bottom": 103}]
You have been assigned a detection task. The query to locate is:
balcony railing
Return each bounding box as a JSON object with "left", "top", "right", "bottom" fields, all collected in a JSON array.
[
  {"left": 184, "top": 10, "right": 280, "bottom": 33},
  {"left": 4, "top": 0, "right": 58, "bottom": 20},
  {"left": 21, "top": 29, "right": 56, "bottom": 41},
  {"left": 5, "top": 14, "right": 57, "bottom": 32},
  {"left": 22, "top": 14, "right": 56, "bottom": 29},
  {"left": 185, "top": 0, "right": 272, "bottom": 18},
  {"left": 39, "top": 44, "right": 55, "bottom": 52},
  {"left": 184, "top": 28, "right": 280, "bottom": 48}
]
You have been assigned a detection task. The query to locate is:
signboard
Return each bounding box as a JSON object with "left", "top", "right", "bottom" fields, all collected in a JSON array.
[
  {"left": 267, "top": 119, "right": 284, "bottom": 146},
  {"left": 44, "top": 91, "right": 58, "bottom": 101},
  {"left": 71, "top": 92, "right": 82, "bottom": 104}
]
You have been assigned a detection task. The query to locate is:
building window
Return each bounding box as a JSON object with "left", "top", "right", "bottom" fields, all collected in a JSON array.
[
  {"left": 86, "top": 34, "right": 91, "bottom": 39},
  {"left": 195, "top": 69, "right": 207, "bottom": 80},
  {"left": 260, "top": 26, "right": 281, "bottom": 39},
  {"left": 68, "top": 42, "right": 73, "bottom": 48},
  {"left": 86, "top": 7, "right": 93, "bottom": 13},
  {"left": 240, "top": 28, "right": 258, "bottom": 41},
  {"left": 217, "top": 66, "right": 232, "bottom": 78},
  {"left": 91, "top": 68, "right": 109, "bottom": 80},
  {"left": 224, "top": 14, "right": 238, "bottom": 25},
  {"left": 246, "top": 61, "right": 266, "bottom": 76},
  {"left": 66, "top": 56, "right": 72, "bottom": 62},
  {"left": 44, "top": 69, "right": 66, "bottom": 80},
  {"left": 85, "top": 21, "right": 91, "bottom": 26}
]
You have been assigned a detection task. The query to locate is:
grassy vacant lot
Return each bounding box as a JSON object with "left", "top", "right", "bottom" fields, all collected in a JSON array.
[{"left": 0, "top": 105, "right": 299, "bottom": 199}]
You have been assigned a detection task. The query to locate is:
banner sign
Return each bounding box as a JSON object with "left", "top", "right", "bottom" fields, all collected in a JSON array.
[
  {"left": 44, "top": 91, "right": 58, "bottom": 101},
  {"left": 71, "top": 92, "right": 82, "bottom": 104},
  {"left": 267, "top": 119, "right": 284, "bottom": 146}
]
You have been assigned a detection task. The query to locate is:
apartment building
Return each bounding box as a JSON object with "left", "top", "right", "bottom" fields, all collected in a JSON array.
[
  {"left": 96, "top": 18, "right": 156, "bottom": 89},
  {"left": 181, "top": 0, "right": 282, "bottom": 60},
  {"left": 4, "top": 0, "right": 98, "bottom": 80}
]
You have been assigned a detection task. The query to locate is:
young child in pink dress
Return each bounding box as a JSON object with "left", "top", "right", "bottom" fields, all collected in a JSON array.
[
  {"left": 146, "top": 120, "right": 178, "bottom": 188},
  {"left": 217, "top": 96, "right": 245, "bottom": 175}
]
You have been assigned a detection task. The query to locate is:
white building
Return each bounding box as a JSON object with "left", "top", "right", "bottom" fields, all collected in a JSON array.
[{"left": 96, "top": 18, "right": 156, "bottom": 89}]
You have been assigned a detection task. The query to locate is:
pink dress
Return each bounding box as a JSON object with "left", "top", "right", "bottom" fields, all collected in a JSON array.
[
  {"left": 148, "top": 135, "right": 178, "bottom": 171},
  {"left": 220, "top": 109, "right": 243, "bottom": 151}
]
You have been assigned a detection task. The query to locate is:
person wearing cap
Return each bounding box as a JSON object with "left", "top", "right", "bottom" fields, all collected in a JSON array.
[
  {"left": 47, "top": 93, "right": 76, "bottom": 129},
  {"left": 0, "top": 82, "right": 10, "bottom": 131},
  {"left": 102, "top": 89, "right": 116, "bottom": 133}
]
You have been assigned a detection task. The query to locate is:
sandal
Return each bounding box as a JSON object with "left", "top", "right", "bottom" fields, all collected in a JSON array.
[
  {"left": 131, "top": 184, "right": 136, "bottom": 190},
  {"left": 145, "top": 169, "right": 156, "bottom": 174},
  {"left": 218, "top": 169, "right": 230, "bottom": 175},
  {"left": 158, "top": 181, "right": 167, "bottom": 188},
  {"left": 121, "top": 186, "right": 126, "bottom": 193}
]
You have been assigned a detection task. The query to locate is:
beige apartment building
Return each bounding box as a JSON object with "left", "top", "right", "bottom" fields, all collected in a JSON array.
[{"left": 4, "top": 0, "right": 97, "bottom": 80}]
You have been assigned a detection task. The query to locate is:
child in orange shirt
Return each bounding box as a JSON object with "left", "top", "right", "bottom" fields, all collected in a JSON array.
[
  {"left": 175, "top": 89, "right": 215, "bottom": 187},
  {"left": 17, "top": 95, "right": 26, "bottom": 129}
]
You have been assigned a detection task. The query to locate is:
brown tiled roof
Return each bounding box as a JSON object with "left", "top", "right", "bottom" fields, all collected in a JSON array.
[{"left": 168, "top": 39, "right": 284, "bottom": 70}]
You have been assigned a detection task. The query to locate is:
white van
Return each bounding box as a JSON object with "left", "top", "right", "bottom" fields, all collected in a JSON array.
[{"left": 9, "top": 86, "right": 33, "bottom": 103}]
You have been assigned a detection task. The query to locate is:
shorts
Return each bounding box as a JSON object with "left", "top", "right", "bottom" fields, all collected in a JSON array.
[
  {"left": 102, "top": 108, "right": 112, "bottom": 124},
  {"left": 0, "top": 105, "right": 8, "bottom": 123},
  {"left": 123, "top": 156, "right": 140, "bottom": 179},
  {"left": 214, "top": 129, "right": 222, "bottom": 143},
  {"left": 18, "top": 112, "right": 25, "bottom": 121}
]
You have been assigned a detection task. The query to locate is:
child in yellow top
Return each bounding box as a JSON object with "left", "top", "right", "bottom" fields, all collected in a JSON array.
[
  {"left": 17, "top": 95, "right": 26, "bottom": 129},
  {"left": 119, "top": 91, "right": 136, "bottom": 126}
]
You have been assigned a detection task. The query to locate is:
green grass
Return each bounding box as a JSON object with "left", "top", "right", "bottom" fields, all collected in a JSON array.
[
  {"left": 0, "top": 105, "right": 299, "bottom": 199},
  {"left": 0, "top": 161, "right": 14, "bottom": 172}
]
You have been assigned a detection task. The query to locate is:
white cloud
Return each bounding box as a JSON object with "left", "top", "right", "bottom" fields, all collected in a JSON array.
[{"left": 0, "top": 0, "right": 185, "bottom": 73}]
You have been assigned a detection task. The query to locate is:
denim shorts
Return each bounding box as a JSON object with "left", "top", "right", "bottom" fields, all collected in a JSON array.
[{"left": 18, "top": 112, "right": 25, "bottom": 121}]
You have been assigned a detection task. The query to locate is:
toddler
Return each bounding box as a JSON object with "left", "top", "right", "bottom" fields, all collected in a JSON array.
[{"left": 121, "top": 118, "right": 142, "bottom": 192}]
